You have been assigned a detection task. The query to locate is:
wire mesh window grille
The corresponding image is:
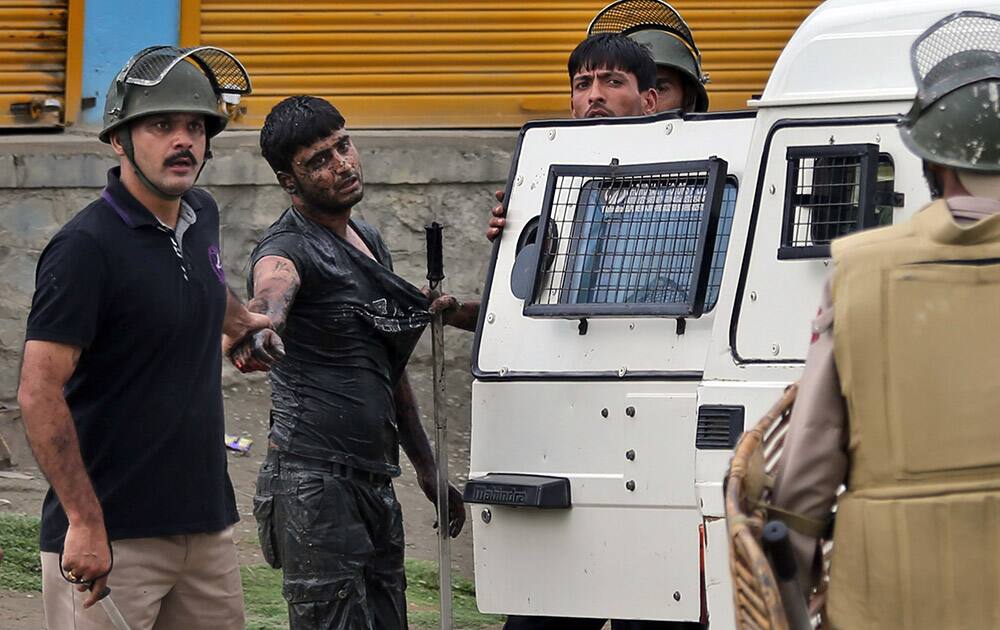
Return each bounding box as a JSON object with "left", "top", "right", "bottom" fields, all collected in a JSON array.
[
  {"left": 525, "top": 159, "right": 728, "bottom": 318},
  {"left": 778, "top": 144, "right": 879, "bottom": 260}
]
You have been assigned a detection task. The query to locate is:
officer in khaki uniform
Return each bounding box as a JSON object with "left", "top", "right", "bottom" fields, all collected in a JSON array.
[{"left": 772, "top": 11, "right": 1000, "bottom": 630}]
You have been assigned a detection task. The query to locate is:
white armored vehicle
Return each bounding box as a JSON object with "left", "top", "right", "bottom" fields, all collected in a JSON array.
[{"left": 463, "top": 0, "right": 1000, "bottom": 625}]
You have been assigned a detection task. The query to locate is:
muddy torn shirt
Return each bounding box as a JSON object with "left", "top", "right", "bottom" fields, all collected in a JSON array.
[{"left": 250, "top": 208, "right": 429, "bottom": 476}]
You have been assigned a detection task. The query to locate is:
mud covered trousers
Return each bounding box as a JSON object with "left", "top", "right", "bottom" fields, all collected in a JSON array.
[{"left": 254, "top": 449, "right": 407, "bottom": 630}]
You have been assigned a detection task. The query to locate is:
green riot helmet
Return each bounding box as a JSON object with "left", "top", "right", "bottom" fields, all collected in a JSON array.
[
  {"left": 588, "top": 0, "right": 709, "bottom": 112},
  {"left": 100, "top": 46, "right": 252, "bottom": 198},
  {"left": 900, "top": 11, "right": 1000, "bottom": 172}
]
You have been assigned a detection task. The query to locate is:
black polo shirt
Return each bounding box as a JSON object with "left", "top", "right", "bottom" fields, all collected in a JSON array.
[{"left": 25, "top": 168, "right": 238, "bottom": 553}]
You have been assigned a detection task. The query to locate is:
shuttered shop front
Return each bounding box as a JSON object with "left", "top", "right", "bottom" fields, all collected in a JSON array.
[
  {"left": 0, "top": 0, "right": 82, "bottom": 128},
  {"left": 181, "top": 1, "right": 822, "bottom": 129}
]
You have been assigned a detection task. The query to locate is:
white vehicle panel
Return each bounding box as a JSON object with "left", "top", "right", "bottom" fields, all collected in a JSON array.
[
  {"left": 476, "top": 114, "right": 755, "bottom": 377},
  {"left": 703, "top": 517, "right": 735, "bottom": 629},
  {"left": 760, "top": 0, "right": 1000, "bottom": 108},
  {"left": 734, "top": 118, "right": 926, "bottom": 362},
  {"left": 472, "top": 506, "right": 701, "bottom": 620},
  {"left": 469, "top": 380, "right": 702, "bottom": 620}
]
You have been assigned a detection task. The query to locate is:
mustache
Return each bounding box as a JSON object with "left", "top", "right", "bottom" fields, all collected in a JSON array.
[{"left": 164, "top": 150, "right": 198, "bottom": 168}]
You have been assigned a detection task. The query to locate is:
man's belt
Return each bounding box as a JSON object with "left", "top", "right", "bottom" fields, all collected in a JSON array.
[{"left": 276, "top": 452, "right": 391, "bottom": 485}]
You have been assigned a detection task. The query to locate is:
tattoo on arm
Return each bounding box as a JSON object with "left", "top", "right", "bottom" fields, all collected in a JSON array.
[{"left": 250, "top": 256, "right": 301, "bottom": 332}]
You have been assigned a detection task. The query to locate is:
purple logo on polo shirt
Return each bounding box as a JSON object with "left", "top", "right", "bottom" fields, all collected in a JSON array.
[{"left": 208, "top": 244, "right": 225, "bottom": 283}]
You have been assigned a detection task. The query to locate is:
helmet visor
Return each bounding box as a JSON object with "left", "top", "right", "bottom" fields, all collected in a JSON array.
[
  {"left": 118, "top": 46, "right": 252, "bottom": 95},
  {"left": 910, "top": 11, "right": 1000, "bottom": 113}
]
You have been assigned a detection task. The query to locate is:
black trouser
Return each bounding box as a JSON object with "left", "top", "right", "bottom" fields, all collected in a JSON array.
[
  {"left": 254, "top": 449, "right": 407, "bottom": 630},
  {"left": 504, "top": 615, "right": 703, "bottom": 629}
]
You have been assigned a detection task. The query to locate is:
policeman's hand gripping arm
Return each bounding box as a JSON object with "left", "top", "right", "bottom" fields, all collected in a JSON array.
[{"left": 226, "top": 255, "right": 300, "bottom": 372}]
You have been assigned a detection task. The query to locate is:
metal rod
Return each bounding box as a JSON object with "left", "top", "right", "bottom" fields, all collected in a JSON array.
[
  {"left": 432, "top": 311, "right": 452, "bottom": 630},
  {"left": 425, "top": 221, "right": 451, "bottom": 630}
]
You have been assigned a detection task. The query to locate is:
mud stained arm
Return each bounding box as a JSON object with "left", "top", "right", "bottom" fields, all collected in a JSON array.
[
  {"left": 396, "top": 371, "right": 466, "bottom": 536},
  {"left": 228, "top": 255, "right": 298, "bottom": 372},
  {"left": 18, "top": 340, "right": 111, "bottom": 602},
  {"left": 396, "top": 371, "right": 435, "bottom": 479},
  {"left": 247, "top": 255, "right": 301, "bottom": 331}
]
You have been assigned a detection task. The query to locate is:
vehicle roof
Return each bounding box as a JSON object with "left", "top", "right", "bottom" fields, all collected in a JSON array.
[{"left": 758, "top": 0, "right": 1000, "bottom": 108}]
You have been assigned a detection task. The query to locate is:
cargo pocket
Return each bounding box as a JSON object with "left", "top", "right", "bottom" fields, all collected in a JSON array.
[
  {"left": 253, "top": 461, "right": 282, "bottom": 569},
  {"left": 285, "top": 574, "right": 372, "bottom": 630},
  {"left": 886, "top": 262, "right": 1000, "bottom": 477}
]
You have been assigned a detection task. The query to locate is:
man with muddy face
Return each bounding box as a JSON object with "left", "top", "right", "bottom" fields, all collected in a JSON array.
[
  {"left": 231, "top": 95, "right": 465, "bottom": 630},
  {"left": 280, "top": 126, "right": 365, "bottom": 217},
  {"left": 18, "top": 47, "right": 279, "bottom": 629}
]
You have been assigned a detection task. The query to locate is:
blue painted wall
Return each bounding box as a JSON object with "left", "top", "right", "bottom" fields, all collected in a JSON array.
[{"left": 80, "top": 0, "right": 180, "bottom": 126}]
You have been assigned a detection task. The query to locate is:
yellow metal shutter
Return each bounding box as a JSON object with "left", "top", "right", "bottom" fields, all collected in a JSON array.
[
  {"left": 181, "top": 0, "right": 821, "bottom": 129},
  {"left": 0, "top": 0, "right": 82, "bottom": 128}
]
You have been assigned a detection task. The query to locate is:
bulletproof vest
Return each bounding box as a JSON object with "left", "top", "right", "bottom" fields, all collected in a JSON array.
[{"left": 827, "top": 199, "right": 1000, "bottom": 629}]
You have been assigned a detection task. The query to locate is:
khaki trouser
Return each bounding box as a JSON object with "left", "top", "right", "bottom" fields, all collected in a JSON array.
[{"left": 42, "top": 526, "right": 245, "bottom": 630}]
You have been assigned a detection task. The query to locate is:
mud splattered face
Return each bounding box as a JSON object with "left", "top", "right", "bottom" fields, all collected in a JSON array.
[{"left": 286, "top": 129, "right": 364, "bottom": 215}]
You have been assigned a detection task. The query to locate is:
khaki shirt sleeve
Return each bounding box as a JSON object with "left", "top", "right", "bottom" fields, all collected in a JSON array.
[{"left": 771, "top": 276, "right": 849, "bottom": 592}]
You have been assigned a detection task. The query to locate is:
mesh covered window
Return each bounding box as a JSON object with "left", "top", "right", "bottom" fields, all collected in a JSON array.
[
  {"left": 526, "top": 158, "right": 729, "bottom": 318},
  {"left": 778, "top": 144, "right": 880, "bottom": 260}
]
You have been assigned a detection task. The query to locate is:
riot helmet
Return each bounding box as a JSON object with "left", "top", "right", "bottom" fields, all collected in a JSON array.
[
  {"left": 589, "top": 0, "right": 709, "bottom": 112},
  {"left": 100, "top": 46, "right": 252, "bottom": 198},
  {"left": 900, "top": 11, "right": 1000, "bottom": 173}
]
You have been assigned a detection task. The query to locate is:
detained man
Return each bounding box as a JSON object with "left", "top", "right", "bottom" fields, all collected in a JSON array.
[{"left": 231, "top": 96, "right": 465, "bottom": 630}]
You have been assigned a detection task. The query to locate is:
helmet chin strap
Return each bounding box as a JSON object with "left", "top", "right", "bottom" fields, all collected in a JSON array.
[
  {"left": 120, "top": 127, "right": 211, "bottom": 201},
  {"left": 923, "top": 161, "right": 944, "bottom": 200}
]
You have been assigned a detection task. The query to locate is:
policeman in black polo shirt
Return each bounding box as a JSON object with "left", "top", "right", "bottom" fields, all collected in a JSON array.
[{"left": 17, "top": 46, "right": 282, "bottom": 629}]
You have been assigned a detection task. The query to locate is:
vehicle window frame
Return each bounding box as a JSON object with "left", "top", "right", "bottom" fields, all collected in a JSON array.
[{"left": 524, "top": 158, "right": 729, "bottom": 319}]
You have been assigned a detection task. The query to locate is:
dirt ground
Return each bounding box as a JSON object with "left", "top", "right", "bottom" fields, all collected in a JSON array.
[{"left": 0, "top": 363, "right": 479, "bottom": 628}]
